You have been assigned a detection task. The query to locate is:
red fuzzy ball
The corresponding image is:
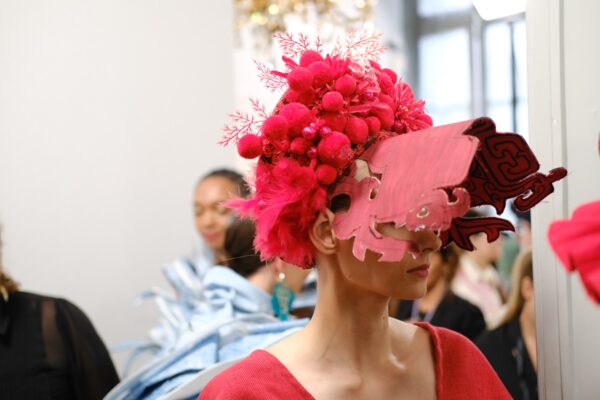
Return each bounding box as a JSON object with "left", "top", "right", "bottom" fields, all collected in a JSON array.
[
  {"left": 290, "top": 137, "right": 309, "bottom": 155},
  {"left": 287, "top": 67, "right": 314, "bottom": 92},
  {"left": 335, "top": 75, "right": 357, "bottom": 97},
  {"left": 316, "top": 164, "right": 338, "bottom": 186},
  {"left": 309, "top": 61, "right": 333, "bottom": 88},
  {"left": 365, "top": 116, "right": 382, "bottom": 134},
  {"left": 300, "top": 50, "right": 324, "bottom": 67},
  {"left": 296, "top": 89, "right": 316, "bottom": 106},
  {"left": 345, "top": 117, "right": 369, "bottom": 145},
  {"left": 321, "top": 112, "right": 348, "bottom": 132},
  {"left": 322, "top": 91, "right": 344, "bottom": 112},
  {"left": 261, "top": 115, "right": 289, "bottom": 141},
  {"left": 371, "top": 106, "right": 394, "bottom": 130},
  {"left": 237, "top": 134, "right": 263, "bottom": 159},
  {"left": 317, "top": 132, "right": 353, "bottom": 168},
  {"left": 382, "top": 68, "right": 398, "bottom": 84},
  {"left": 279, "top": 102, "right": 313, "bottom": 137}
]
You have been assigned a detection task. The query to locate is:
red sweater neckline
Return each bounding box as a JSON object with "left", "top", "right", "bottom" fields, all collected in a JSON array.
[{"left": 252, "top": 321, "right": 441, "bottom": 399}]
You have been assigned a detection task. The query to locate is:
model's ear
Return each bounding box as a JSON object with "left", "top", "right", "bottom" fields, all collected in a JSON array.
[{"left": 309, "top": 208, "right": 337, "bottom": 255}]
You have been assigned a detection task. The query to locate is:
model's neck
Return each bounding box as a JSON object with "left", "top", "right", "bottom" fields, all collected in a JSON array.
[
  {"left": 303, "top": 264, "right": 393, "bottom": 367},
  {"left": 420, "top": 280, "right": 447, "bottom": 312},
  {"left": 247, "top": 266, "right": 276, "bottom": 294},
  {"left": 214, "top": 250, "right": 228, "bottom": 265}
]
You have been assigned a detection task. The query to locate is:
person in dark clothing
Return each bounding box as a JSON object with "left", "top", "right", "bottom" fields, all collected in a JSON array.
[
  {"left": 396, "top": 245, "right": 486, "bottom": 341},
  {"left": 0, "top": 231, "right": 119, "bottom": 399},
  {"left": 476, "top": 250, "right": 537, "bottom": 400}
]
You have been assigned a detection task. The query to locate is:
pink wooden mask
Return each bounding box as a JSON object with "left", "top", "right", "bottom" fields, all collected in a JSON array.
[{"left": 332, "top": 117, "right": 567, "bottom": 262}]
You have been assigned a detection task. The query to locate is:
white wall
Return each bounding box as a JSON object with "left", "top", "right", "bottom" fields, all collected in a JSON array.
[
  {"left": 528, "top": 0, "right": 600, "bottom": 398},
  {"left": 0, "top": 0, "right": 235, "bottom": 373}
]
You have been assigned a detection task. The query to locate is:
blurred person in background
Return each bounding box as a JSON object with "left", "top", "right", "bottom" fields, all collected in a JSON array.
[
  {"left": 451, "top": 209, "right": 506, "bottom": 327},
  {"left": 189, "top": 168, "right": 251, "bottom": 276},
  {"left": 203, "top": 217, "right": 310, "bottom": 318},
  {"left": 476, "top": 250, "right": 537, "bottom": 400},
  {"left": 497, "top": 204, "right": 532, "bottom": 291},
  {"left": 0, "top": 229, "right": 119, "bottom": 399},
  {"left": 396, "top": 245, "right": 486, "bottom": 341}
]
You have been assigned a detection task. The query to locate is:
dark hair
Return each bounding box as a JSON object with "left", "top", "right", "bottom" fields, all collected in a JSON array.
[
  {"left": 501, "top": 250, "right": 533, "bottom": 324},
  {"left": 224, "top": 218, "right": 265, "bottom": 277},
  {"left": 438, "top": 244, "right": 461, "bottom": 283},
  {"left": 464, "top": 208, "right": 487, "bottom": 219},
  {"left": 200, "top": 168, "right": 250, "bottom": 198},
  {"left": 510, "top": 202, "right": 531, "bottom": 223}
]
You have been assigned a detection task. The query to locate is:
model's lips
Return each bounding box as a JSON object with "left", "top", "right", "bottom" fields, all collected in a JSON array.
[
  {"left": 202, "top": 232, "right": 221, "bottom": 242},
  {"left": 407, "top": 264, "right": 430, "bottom": 278}
]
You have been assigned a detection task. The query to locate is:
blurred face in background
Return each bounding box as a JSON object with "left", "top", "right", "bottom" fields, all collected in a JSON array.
[
  {"left": 194, "top": 176, "right": 238, "bottom": 258},
  {"left": 469, "top": 232, "right": 503, "bottom": 266},
  {"left": 516, "top": 219, "right": 532, "bottom": 250},
  {"left": 426, "top": 251, "right": 445, "bottom": 291}
]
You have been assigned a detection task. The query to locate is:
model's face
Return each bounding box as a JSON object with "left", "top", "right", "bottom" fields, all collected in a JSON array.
[
  {"left": 194, "top": 177, "right": 238, "bottom": 254},
  {"left": 335, "top": 223, "right": 441, "bottom": 300}
]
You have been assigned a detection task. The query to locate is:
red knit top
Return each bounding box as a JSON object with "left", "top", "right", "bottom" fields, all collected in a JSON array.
[{"left": 199, "top": 322, "right": 510, "bottom": 399}]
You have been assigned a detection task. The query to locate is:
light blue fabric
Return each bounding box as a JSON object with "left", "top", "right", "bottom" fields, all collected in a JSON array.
[
  {"left": 108, "top": 261, "right": 308, "bottom": 400},
  {"left": 112, "top": 318, "right": 308, "bottom": 399}
]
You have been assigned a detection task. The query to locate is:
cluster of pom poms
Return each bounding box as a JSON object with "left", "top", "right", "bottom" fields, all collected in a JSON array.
[{"left": 230, "top": 46, "right": 432, "bottom": 268}]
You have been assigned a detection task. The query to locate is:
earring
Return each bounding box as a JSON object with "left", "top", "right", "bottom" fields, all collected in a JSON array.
[{"left": 271, "top": 272, "right": 295, "bottom": 321}]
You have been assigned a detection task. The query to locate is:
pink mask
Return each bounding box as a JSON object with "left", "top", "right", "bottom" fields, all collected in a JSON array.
[{"left": 332, "top": 118, "right": 567, "bottom": 262}]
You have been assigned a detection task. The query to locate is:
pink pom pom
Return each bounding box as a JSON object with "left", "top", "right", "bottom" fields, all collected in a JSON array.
[
  {"left": 307, "top": 146, "right": 317, "bottom": 159},
  {"left": 300, "top": 50, "right": 324, "bottom": 67},
  {"left": 321, "top": 112, "right": 347, "bottom": 132},
  {"left": 322, "top": 91, "right": 344, "bottom": 112},
  {"left": 285, "top": 90, "right": 300, "bottom": 103},
  {"left": 316, "top": 164, "right": 338, "bottom": 186},
  {"left": 237, "top": 134, "right": 263, "bottom": 159},
  {"left": 279, "top": 102, "right": 313, "bottom": 137},
  {"left": 382, "top": 68, "right": 398, "bottom": 84},
  {"left": 345, "top": 117, "right": 369, "bottom": 145},
  {"left": 290, "top": 137, "right": 309, "bottom": 155},
  {"left": 262, "top": 115, "right": 289, "bottom": 141},
  {"left": 371, "top": 106, "right": 394, "bottom": 130},
  {"left": 365, "top": 116, "right": 381, "bottom": 134},
  {"left": 317, "top": 132, "right": 353, "bottom": 168},
  {"left": 296, "top": 89, "right": 316, "bottom": 106},
  {"left": 309, "top": 61, "right": 333, "bottom": 88},
  {"left": 287, "top": 67, "right": 314, "bottom": 92},
  {"left": 335, "top": 75, "right": 357, "bottom": 97}
]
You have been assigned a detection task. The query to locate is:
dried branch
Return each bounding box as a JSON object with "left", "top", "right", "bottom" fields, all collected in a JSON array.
[{"left": 254, "top": 59, "right": 287, "bottom": 92}]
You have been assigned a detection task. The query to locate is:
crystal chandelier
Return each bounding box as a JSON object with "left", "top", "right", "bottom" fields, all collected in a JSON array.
[{"left": 234, "top": 0, "right": 378, "bottom": 48}]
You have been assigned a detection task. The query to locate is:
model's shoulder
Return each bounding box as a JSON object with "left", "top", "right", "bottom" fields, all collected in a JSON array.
[{"left": 417, "top": 323, "right": 511, "bottom": 399}]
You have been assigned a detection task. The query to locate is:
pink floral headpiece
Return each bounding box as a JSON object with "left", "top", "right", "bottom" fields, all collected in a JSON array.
[
  {"left": 221, "top": 33, "right": 432, "bottom": 268},
  {"left": 221, "top": 32, "right": 566, "bottom": 268}
]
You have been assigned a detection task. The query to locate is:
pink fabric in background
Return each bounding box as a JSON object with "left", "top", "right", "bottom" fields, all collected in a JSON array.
[{"left": 548, "top": 200, "right": 600, "bottom": 304}]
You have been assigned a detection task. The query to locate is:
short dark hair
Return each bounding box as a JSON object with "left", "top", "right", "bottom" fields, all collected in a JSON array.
[
  {"left": 224, "top": 218, "right": 265, "bottom": 277},
  {"left": 200, "top": 168, "right": 250, "bottom": 198}
]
